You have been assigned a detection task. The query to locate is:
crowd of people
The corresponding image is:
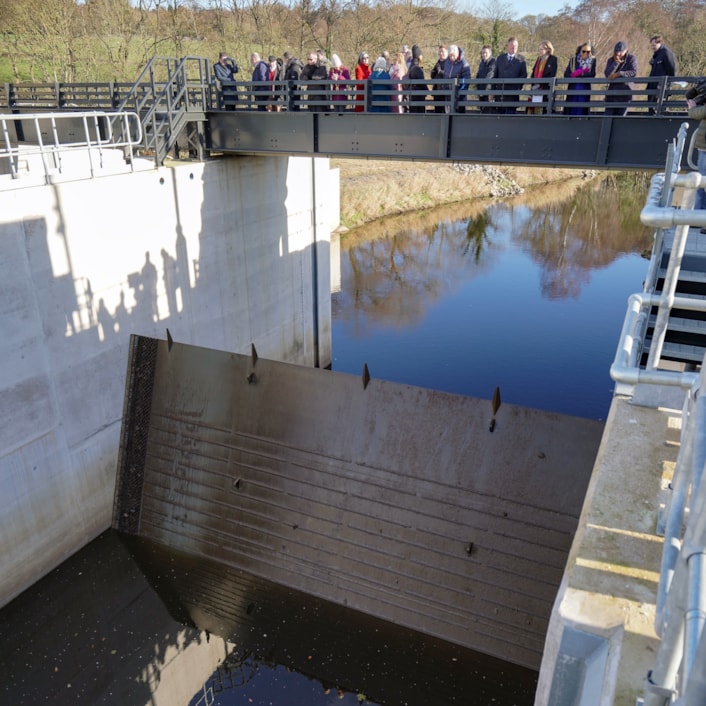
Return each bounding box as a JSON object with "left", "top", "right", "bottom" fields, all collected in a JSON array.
[
  {"left": 213, "top": 34, "right": 683, "bottom": 116},
  {"left": 213, "top": 36, "right": 706, "bottom": 214}
]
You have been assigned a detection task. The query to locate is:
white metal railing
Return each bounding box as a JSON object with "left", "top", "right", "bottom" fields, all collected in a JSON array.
[
  {"left": 609, "top": 123, "right": 706, "bottom": 705},
  {"left": 0, "top": 110, "right": 143, "bottom": 183},
  {"left": 642, "top": 354, "right": 706, "bottom": 706},
  {"left": 610, "top": 123, "right": 706, "bottom": 391}
]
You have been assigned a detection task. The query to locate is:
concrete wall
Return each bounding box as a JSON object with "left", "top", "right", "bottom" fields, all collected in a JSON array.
[{"left": 0, "top": 153, "right": 338, "bottom": 608}]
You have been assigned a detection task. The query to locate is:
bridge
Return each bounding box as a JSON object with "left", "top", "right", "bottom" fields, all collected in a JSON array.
[{"left": 1, "top": 56, "right": 701, "bottom": 170}]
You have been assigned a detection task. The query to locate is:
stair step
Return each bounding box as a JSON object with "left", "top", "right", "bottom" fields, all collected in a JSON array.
[
  {"left": 657, "top": 268, "right": 706, "bottom": 286},
  {"left": 643, "top": 338, "right": 706, "bottom": 363},
  {"left": 648, "top": 315, "right": 706, "bottom": 335}
]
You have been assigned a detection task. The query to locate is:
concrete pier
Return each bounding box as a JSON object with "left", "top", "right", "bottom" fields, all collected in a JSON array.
[{"left": 0, "top": 152, "right": 339, "bottom": 608}]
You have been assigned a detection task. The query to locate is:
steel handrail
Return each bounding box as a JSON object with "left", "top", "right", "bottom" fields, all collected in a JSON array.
[
  {"left": 611, "top": 124, "right": 706, "bottom": 706},
  {"left": 0, "top": 110, "right": 142, "bottom": 183}
]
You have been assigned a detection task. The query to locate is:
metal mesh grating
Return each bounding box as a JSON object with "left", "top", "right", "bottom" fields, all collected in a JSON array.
[{"left": 112, "top": 335, "right": 159, "bottom": 534}]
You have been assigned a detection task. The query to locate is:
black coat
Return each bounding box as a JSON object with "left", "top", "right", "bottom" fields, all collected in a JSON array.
[
  {"left": 649, "top": 45, "right": 678, "bottom": 77},
  {"left": 476, "top": 58, "right": 496, "bottom": 83},
  {"left": 530, "top": 54, "right": 557, "bottom": 81},
  {"left": 494, "top": 53, "right": 527, "bottom": 80}
]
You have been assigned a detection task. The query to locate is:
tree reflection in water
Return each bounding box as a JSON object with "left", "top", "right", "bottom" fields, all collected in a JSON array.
[
  {"left": 336, "top": 173, "right": 652, "bottom": 326},
  {"left": 332, "top": 173, "right": 654, "bottom": 419}
]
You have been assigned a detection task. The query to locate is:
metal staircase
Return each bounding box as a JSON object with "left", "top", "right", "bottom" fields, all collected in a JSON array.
[
  {"left": 111, "top": 56, "right": 213, "bottom": 165},
  {"left": 611, "top": 124, "right": 706, "bottom": 389},
  {"left": 645, "top": 246, "right": 706, "bottom": 364}
]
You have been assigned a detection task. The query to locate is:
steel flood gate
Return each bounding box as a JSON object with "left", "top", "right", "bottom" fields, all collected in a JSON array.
[{"left": 113, "top": 335, "right": 604, "bottom": 671}]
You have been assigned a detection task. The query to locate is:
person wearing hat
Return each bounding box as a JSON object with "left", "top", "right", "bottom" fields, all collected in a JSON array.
[
  {"left": 328, "top": 53, "right": 351, "bottom": 112},
  {"left": 369, "top": 57, "right": 391, "bottom": 112},
  {"left": 604, "top": 41, "right": 638, "bottom": 116},
  {"left": 405, "top": 45, "right": 426, "bottom": 113}
]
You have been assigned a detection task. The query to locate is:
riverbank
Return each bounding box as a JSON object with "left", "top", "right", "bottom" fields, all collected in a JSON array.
[{"left": 333, "top": 158, "right": 596, "bottom": 229}]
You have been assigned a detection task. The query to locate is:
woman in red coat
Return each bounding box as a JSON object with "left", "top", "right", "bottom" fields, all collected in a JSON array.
[{"left": 354, "top": 51, "right": 372, "bottom": 112}]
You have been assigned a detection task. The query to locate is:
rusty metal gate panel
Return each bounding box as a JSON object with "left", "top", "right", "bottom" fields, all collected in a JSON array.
[{"left": 113, "top": 335, "right": 603, "bottom": 671}]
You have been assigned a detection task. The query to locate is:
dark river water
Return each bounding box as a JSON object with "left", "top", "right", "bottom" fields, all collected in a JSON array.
[{"left": 0, "top": 174, "right": 653, "bottom": 706}]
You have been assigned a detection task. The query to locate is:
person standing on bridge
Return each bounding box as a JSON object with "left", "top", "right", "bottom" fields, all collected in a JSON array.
[
  {"left": 431, "top": 45, "right": 449, "bottom": 113},
  {"left": 494, "top": 37, "right": 528, "bottom": 114},
  {"left": 404, "top": 45, "right": 426, "bottom": 113},
  {"left": 475, "top": 46, "right": 496, "bottom": 113},
  {"left": 389, "top": 52, "right": 408, "bottom": 113},
  {"left": 563, "top": 43, "right": 596, "bottom": 116},
  {"left": 444, "top": 45, "right": 471, "bottom": 113},
  {"left": 647, "top": 34, "right": 678, "bottom": 115},
  {"left": 369, "top": 57, "right": 391, "bottom": 112},
  {"left": 528, "top": 40, "right": 558, "bottom": 114},
  {"left": 214, "top": 52, "right": 239, "bottom": 110},
  {"left": 283, "top": 53, "right": 304, "bottom": 111},
  {"left": 329, "top": 54, "right": 351, "bottom": 112},
  {"left": 301, "top": 51, "right": 329, "bottom": 111},
  {"left": 250, "top": 52, "right": 270, "bottom": 111},
  {"left": 604, "top": 41, "right": 638, "bottom": 116},
  {"left": 354, "top": 52, "right": 372, "bottom": 112}
]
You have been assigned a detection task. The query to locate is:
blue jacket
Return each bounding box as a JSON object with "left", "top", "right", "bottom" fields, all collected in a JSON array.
[
  {"left": 369, "top": 68, "right": 391, "bottom": 112},
  {"left": 444, "top": 49, "right": 471, "bottom": 89}
]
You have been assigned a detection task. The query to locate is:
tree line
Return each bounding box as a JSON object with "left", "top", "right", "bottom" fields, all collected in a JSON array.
[{"left": 0, "top": 0, "right": 704, "bottom": 85}]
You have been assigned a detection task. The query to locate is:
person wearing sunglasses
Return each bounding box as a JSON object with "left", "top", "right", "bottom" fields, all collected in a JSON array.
[{"left": 563, "top": 43, "right": 596, "bottom": 116}]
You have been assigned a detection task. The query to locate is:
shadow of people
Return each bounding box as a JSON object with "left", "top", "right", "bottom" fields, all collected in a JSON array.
[
  {"left": 96, "top": 298, "right": 116, "bottom": 340},
  {"left": 161, "top": 248, "right": 179, "bottom": 317},
  {"left": 129, "top": 252, "right": 159, "bottom": 325}
]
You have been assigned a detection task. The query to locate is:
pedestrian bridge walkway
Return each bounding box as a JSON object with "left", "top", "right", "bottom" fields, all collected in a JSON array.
[{"left": 1, "top": 56, "right": 702, "bottom": 170}]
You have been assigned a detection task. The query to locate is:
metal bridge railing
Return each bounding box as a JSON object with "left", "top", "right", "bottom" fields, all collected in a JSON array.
[
  {"left": 0, "top": 110, "right": 142, "bottom": 183},
  {"left": 609, "top": 123, "right": 706, "bottom": 705},
  {"left": 2, "top": 71, "right": 698, "bottom": 118},
  {"left": 214, "top": 75, "right": 697, "bottom": 116}
]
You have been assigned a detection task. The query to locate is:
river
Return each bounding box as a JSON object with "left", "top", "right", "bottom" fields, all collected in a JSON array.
[{"left": 0, "top": 174, "right": 653, "bottom": 705}]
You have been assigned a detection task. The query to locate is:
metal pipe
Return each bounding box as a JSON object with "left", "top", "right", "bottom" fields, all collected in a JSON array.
[
  {"left": 685, "top": 552, "right": 706, "bottom": 680},
  {"left": 610, "top": 291, "right": 702, "bottom": 389}
]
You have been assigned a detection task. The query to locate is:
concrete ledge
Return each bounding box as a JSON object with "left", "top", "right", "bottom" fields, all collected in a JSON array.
[{"left": 536, "top": 389, "right": 683, "bottom": 706}]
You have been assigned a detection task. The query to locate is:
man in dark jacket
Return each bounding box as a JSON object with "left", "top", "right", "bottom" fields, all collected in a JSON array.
[
  {"left": 300, "top": 52, "right": 329, "bottom": 111},
  {"left": 444, "top": 45, "right": 471, "bottom": 113},
  {"left": 283, "top": 52, "right": 304, "bottom": 110},
  {"left": 604, "top": 41, "right": 638, "bottom": 116},
  {"left": 250, "top": 52, "right": 269, "bottom": 111},
  {"left": 476, "top": 45, "right": 496, "bottom": 113},
  {"left": 213, "top": 52, "right": 239, "bottom": 109},
  {"left": 494, "top": 37, "right": 527, "bottom": 114},
  {"left": 647, "top": 34, "right": 678, "bottom": 114},
  {"left": 430, "top": 45, "right": 449, "bottom": 113}
]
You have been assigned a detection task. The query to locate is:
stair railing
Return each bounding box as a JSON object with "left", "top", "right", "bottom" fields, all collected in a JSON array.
[
  {"left": 611, "top": 123, "right": 706, "bottom": 391},
  {"left": 641, "top": 352, "right": 706, "bottom": 706},
  {"left": 111, "top": 56, "right": 212, "bottom": 166}
]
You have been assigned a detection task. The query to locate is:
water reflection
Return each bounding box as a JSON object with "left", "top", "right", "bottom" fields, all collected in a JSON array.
[
  {"left": 332, "top": 174, "right": 653, "bottom": 419},
  {"left": 0, "top": 530, "right": 537, "bottom": 705}
]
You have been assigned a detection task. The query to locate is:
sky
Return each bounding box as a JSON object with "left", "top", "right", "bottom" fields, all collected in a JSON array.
[{"left": 485, "top": 0, "right": 578, "bottom": 20}]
